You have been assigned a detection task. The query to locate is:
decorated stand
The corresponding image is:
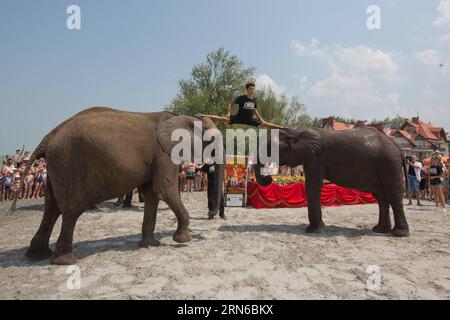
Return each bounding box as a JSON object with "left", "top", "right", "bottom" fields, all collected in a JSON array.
[{"left": 224, "top": 155, "right": 248, "bottom": 207}]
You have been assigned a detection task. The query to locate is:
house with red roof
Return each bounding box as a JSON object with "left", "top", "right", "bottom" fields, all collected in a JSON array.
[
  {"left": 321, "top": 116, "right": 449, "bottom": 159},
  {"left": 321, "top": 117, "right": 354, "bottom": 131},
  {"left": 396, "top": 117, "right": 449, "bottom": 159}
]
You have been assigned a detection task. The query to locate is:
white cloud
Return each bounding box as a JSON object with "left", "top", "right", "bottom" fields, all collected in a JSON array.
[
  {"left": 291, "top": 37, "right": 402, "bottom": 120},
  {"left": 307, "top": 73, "right": 382, "bottom": 105},
  {"left": 415, "top": 49, "right": 442, "bottom": 66},
  {"left": 291, "top": 38, "right": 399, "bottom": 81},
  {"left": 290, "top": 38, "right": 325, "bottom": 59},
  {"left": 333, "top": 46, "right": 398, "bottom": 79},
  {"left": 434, "top": 0, "right": 450, "bottom": 28},
  {"left": 255, "top": 74, "right": 286, "bottom": 97}
]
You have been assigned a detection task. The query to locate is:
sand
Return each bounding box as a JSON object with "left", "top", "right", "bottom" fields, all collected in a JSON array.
[{"left": 0, "top": 192, "right": 449, "bottom": 300}]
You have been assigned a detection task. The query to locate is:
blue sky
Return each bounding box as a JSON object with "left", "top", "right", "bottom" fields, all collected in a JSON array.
[{"left": 1, "top": 0, "right": 449, "bottom": 154}]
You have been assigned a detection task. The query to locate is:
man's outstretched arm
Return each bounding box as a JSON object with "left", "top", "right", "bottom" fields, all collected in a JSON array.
[
  {"left": 226, "top": 101, "right": 235, "bottom": 118},
  {"left": 254, "top": 108, "right": 266, "bottom": 125}
]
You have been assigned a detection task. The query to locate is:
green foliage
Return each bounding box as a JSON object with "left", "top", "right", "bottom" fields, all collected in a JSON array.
[
  {"left": 375, "top": 116, "right": 407, "bottom": 129},
  {"left": 256, "top": 88, "right": 311, "bottom": 128},
  {"left": 165, "top": 47, "right": 255, "bottom": 119}
]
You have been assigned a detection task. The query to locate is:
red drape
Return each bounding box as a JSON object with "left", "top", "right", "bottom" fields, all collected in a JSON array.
[{"left": 246, "top": 181, "right": 376, "bottom": 209}]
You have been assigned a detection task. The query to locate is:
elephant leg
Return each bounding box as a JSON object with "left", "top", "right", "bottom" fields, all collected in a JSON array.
[
  {"left": 26, "top": 177, "right": 61, "bottom": 261},
  {"left": 304, "top": 165, "right": 325, "bottom": 233},
  {"left": 162, "top": 189, "right": 192, "bottom": 244},
  {"left": 50, "top": 211, "right": 82, "bottom": 265},
  {"left": 372, "top": 193, "right": 391, "bottom": 234},
  {"left": 390, "top": 196, "right": 410, "bottom": 237},
  {"left": 139, "top": 185, "right": 161, "bottom": 248}
]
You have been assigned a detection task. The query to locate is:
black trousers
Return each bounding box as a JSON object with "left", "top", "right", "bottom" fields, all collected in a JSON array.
[
  {"left": 207, "top": 181, "right": 225, "bottom": 216},
  {"left": 123, "top": 188, "right": 145, "bottom": 206}
]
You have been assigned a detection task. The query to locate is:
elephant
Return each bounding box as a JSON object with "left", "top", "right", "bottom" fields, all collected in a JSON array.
[
  {"left": 11, "top": 107, "right": 225, "bottom": 265},
  {"left": 254, "top": 127, "right": 410, "bottom": 237}
]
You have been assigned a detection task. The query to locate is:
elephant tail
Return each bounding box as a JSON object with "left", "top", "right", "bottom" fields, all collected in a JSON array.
[{"left": 402, "top": 155, "right": 408, "bottom": 193}]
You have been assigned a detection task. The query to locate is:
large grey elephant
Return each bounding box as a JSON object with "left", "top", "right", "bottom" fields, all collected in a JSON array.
[
  {"left": 254, "top": 127, "right": 410, "bottom": 237},
  {"left": 11, "top": 107, "right": 225, "bottom": 265}
]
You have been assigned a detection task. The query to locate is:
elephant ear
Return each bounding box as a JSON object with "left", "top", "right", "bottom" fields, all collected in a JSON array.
[{"left": 156, "top": 115, "right": 217, "bottom": 159}]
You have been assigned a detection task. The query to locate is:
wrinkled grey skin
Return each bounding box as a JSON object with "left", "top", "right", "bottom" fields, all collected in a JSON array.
[
  {"left": 11, "top": 107, "right": 225, "bottom": 265},
  {"left": 254, "top": 127, "right": 409, "bottom": 237}
]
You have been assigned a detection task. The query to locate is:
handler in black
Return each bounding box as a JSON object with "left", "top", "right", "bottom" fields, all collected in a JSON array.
[
  {"left": 196, "top": 82, "right": 285, "bottom": 129},
  {"left": 201, "top": 160, "right": 226, "bottom": 220}
]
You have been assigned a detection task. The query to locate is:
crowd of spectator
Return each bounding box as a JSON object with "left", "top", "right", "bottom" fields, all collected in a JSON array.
[
  {"left": 406, "top": 152, "right": 449, "bottom": 211},
  {"left": 1, "top": 148, "right": 47, "bottom": 202}
]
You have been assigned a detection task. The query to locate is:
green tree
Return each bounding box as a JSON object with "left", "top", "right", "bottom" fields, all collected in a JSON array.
[
  {"left": 165, "top": 48, "right": 255, "bottom": 121},
  {"left": 256, "top": 88, "right": 311, "bottom": 128}
]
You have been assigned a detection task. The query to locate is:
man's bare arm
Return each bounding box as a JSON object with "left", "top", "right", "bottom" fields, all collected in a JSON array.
[
  {"left": 226, "top": 101, "right": 235, "bottom": 118},
  {"left": 254, "top": 108, "right": 265, "bottom": 124}
]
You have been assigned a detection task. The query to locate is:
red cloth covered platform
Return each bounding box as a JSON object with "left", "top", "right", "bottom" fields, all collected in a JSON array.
[{"left": 246, "top": 181, "right": 376, "bottom": 209}]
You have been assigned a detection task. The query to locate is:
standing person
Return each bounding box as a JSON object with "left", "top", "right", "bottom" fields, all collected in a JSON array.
[
  {"left": 186, "top": 163, "right": 196, "bottom": 192},
  {"left": 0, "top": 160, "right": 6, "bottom": 202},
  {"left": 1, "top": 158, "right": 15, "bottom": 201},
  {"left": 22, "top": 167, "right": 35, "bottom": 199},
  {"left": 178, "top": 164, "right": 185, "bottom": 194},
  {"left": 437, "top": 155, "right": 448, "bottom": 203},
  {"left": 196, "top": 83, "right": 286, "bottom": 129},
  {"left": 195, "top": 165, "right": 203, "bottom": 191},
  {"left": 429, "top": 156, "right": 446, "bottom": 211},
  {"left": 419, "top": 166, "right": 430, "bottom": 201},
  {"left": 10, "top": 169, "right": 21, "bottom": 201},
  {"left": 407, "top": 155, "right": 422, "bottom": 206},
  {"left": 12, "top": 147, "right": 24, "bottom": 166},
  {"left": 32, "top": 158, "right": 46, "bottom": 199},
  {"left": 201, "top": 160, "right": 226, "bottom": 220}
]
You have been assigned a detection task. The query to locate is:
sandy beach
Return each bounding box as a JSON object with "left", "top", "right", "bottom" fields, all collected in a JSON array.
[{"left": 0, "top": 192, "right": 449, "bottom": 300}]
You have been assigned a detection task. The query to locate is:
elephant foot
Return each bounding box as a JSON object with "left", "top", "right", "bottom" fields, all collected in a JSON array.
[
  {"left": 372, "top": 224, "right": 392, "bottom": 234},
  {"left": 51, "top": 253, "right": 77, "bottom": 265},
  {"left": 305, "top": 222, "right": 325, "bottom": 234},
  {"left": 139, "top": 238, "right": 161, "bottom": 248},
  {"left": 391, "top": 228, "right": 410, "bottom": 238},
  {"left": 173, "top": 230, "right": 192, "bottom": 243},
  {"left": 25, "top": 246, "right": 53, "bottom": 261}
]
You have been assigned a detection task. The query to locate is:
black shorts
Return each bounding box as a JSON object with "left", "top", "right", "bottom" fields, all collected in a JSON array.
[
  {"left": 229, "top": 115, "right": 262, "bottom": 127},
  {"left": 430, "top": 179, "right": 443, "bottom": 186}
]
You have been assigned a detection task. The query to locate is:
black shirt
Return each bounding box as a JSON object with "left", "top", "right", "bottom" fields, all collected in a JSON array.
[
  {"left": 429, "top": 165, "right": 443, "bottom": 185},
  {"left": 234, "top": 95, "right": 257, "bottom": 122},
  {"left": 408, "top": 164, "right": 416, "bottom": 176},
  {"left": 201, "top": 164, "right": 216, "bottom": 182}
]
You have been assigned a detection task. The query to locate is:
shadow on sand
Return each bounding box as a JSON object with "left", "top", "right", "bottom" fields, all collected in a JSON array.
[
  {"left": 0, "top": 221, "right": 382, "bottom": 268},
  {"left": 0, "top": 230, "right": 187, "bottom": 268},
  {"left": 218, "top": 223, "right": 379, "bottom": 238}
]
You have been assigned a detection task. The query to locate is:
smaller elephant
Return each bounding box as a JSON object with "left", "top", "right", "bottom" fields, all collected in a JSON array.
[{"left": 254, "top": 127, "right": 410, "bottom": 237}]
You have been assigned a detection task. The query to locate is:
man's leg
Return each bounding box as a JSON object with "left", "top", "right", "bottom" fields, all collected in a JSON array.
[
  {"left": 207, "top": 181, "right": 214, "bottom": 219},
  {"left": 259, "top": 121, "right": 286, "bottom": 129},
  {"left": 407, "top": 176, "right": 413, "bottom": 205},
  {"left": 249, "top": 118, "right": 285, "bottom": 129},
  {"left": 196, "top": 113, "right": 230, "bottom": 124},
  {"left": 219, "top": 192, "right": 226, "bottom": 220},
  {"left": 123, "top": 190, "right": 133, "bottom": 208}
]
